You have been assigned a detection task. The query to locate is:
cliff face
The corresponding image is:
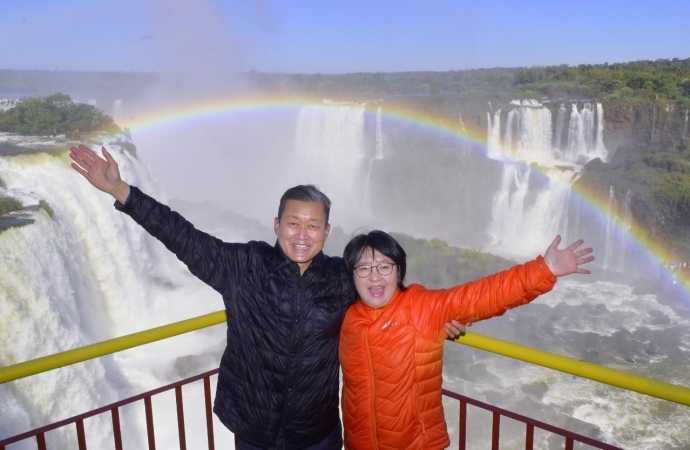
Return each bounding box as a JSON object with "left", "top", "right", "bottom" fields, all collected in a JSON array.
[
  {"left": 578, "top": 100, "right": 690, "bottom": 260},
  {"left": 604, "top": 101, "right": 688, "bottom": 153}
]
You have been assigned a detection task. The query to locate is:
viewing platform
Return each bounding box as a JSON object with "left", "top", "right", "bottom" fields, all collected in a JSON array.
[{"left": 2, "top": 311, "right": 689, "bottom": 449}]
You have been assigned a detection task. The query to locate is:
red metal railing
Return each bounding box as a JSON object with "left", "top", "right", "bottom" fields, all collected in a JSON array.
[
  {"left": 1, "top": 371, "right": 623, "bottom": 450},
  {"left": 442, "top": 389, "right": 623, "bottom": 450},
  {"left": 0, "top": 369, "right": 219, "bottom": 450}
]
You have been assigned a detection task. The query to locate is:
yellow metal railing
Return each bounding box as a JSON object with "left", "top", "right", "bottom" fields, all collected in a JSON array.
[
  {"left": 454, "top": 333, "right": 690, "bottom": 407},
  {"left": 1, "top": 310, "right": 689, "bottom": 408},
  {"left": 0, "top": 311, "right": 226, "bottom": 385}
]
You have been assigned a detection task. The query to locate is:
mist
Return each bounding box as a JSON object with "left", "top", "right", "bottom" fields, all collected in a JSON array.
[{"left": 3, "top": 1, "right": 690, "bottom": 449}]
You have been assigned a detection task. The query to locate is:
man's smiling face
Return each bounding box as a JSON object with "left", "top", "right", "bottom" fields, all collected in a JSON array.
[{"left": 274, "top": 200, "right": 330, "bottom": 275}]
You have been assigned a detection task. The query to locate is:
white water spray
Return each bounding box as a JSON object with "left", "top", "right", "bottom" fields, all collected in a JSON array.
[
  {"left": 0, "top": 139, "right": 227, "bottom": 448},
  {"left": 485, "top": 101, "right": 607, "bottom": 259}
]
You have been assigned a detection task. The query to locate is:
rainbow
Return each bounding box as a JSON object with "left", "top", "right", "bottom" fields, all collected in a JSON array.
[{"left": 123, "top": 92, "right": 690, "bottom": 301}]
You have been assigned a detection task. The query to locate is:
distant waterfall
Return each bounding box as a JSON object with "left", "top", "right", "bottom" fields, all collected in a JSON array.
[
  {"left": 562, "top": 103, "right": 609, "bottom": 163},
  {"left": 363, "top": 107, "right": 384, "bottom": 210},
  {"left": 112, "top": 99, "right": 123, "bottom": 121},
  {"left": 485, "top": 101, "right": 607, "bottom": 259},
  {"left": 0, "top": 142, "right": 221, "bottom": 448},
  {"left": 293, "top": 103, "right": 368, "bottom": 206},
  {"left": 594, "top": 103, "right": 606, "bottom": 157},
  {"left": 684, "top": 109, "right": 689, "bottom": 139},
  {"left": 602, "top": 187, "right": 633, "bottom": 271},
  {"left": 603, "top": 186, "right": 617, "bottom": 268},
  {"left": 554, "top": 103, "right": 567, "bottom": 153},
  {"left": 486, "top": 110, "right": 502, "bottom": 159}
]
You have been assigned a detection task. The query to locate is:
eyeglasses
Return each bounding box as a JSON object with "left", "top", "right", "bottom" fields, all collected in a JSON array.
[{"left": 354, "top": 263, "right": 396, "bottom": 278}]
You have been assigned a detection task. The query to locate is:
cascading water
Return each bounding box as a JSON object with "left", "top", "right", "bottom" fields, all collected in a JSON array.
[
  {"left": 292, "top": 102, "right": 368, "bottom": 209},
  {"left": 363, "top": 106, "right": 384, "bottom": 210},
  {"left": 292, "top": 102, "right": 381, "bottom": 230},
  {"left": 112, "top": 99, "right": 123, "bottom": 122},
  {"left": 603, "top": 186, "right": 617, "bottom": 268},
  {"left": 486, "top": 110, "right": 502, "bottom": 159},
  {"left": 0, "top": 136, "right": 229, "bottom": 449},
  {"left": 483, "top": 101, "right": 614, "bottom": 260},
  {"left": 553, "top": 103, "right": 567, "bottom": 153},
  {"left": 2, "top": 99, "right": 690, "bottom": 449},
  {"left": 484, "top": 101, "right": 606, "bottom": 259}
]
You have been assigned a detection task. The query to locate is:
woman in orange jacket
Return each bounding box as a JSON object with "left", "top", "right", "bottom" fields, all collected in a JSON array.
[{"left": 339, "top": 230, "right": 594, "bottom": 449}]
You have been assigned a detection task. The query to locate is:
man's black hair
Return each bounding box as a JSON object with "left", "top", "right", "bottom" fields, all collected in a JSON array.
[
  {"left": 343, "top": 230, "right": 407, "bottom": 291},
  {"left": 278, "top": 185, "right": 332, "bottom": 224}
]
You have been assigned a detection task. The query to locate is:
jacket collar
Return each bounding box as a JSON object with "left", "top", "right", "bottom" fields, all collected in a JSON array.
[{"left": 271, "top": 240, "right": 327, "bottom": 275}]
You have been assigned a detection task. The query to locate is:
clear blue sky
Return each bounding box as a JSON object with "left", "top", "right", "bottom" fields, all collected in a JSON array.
[{"left": 1, "top": 0, "right": 688, "bottom": 74}]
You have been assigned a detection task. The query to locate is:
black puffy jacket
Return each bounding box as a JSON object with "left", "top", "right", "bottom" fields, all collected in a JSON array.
[{"left": 117, "top": 187, "right": 357, "bottom": 448}]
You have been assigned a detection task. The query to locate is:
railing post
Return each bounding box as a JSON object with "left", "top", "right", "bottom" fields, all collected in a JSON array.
[
  {"left": 175, "top": 386, "right": 187, "bottom": 450},
  {"left": 566, "top": 437, "right": 574, "bottom": 450},
  {"left": 112, "top": 407, "right": 123, "bottom": 450},
  {"left": 204, "top": 375, "right": 215, "bottom": 450},
  {"left": 144, "top": 395, "right": 156, "bottom": 450},
  {"left": 76, "top": 419, "right": 87, "bottom": 449},
  {"left": 492, "top": 411, "right": 500, "bottom": 450},
  {"left": 525, "top": 423, "right": 534, "bottom": 450},
  {"left": 36, "top": 433, "right": 46, "bottom": 450},
  {"left": 459, "top": 399, "right": 467, "bottom": 450}
]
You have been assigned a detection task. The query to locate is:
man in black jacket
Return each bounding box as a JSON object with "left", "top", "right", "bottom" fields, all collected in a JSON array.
[{"left": 70, "top": 144, "right": 463, "bottom": 449}]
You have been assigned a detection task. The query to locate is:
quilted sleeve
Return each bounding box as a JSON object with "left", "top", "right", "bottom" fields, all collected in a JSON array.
[
  {"left": 115, "top": 186, "right": 243, "bottom": 295},
  {"left": 410, "top": 256, "right": 557, "bottom": 341}
]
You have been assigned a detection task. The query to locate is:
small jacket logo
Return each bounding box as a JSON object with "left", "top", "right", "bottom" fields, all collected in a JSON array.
[{"left": 381, "top": 321, "right": 398, "bottom": 330}]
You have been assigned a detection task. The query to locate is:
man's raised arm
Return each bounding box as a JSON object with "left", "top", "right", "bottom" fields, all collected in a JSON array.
[{"left": 70, "top": 145, "right": 131, "bottom": 205}]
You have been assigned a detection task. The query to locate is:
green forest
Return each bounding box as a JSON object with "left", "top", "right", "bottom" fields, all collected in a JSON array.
[
  {"left": 249, "top": 57, "right": 690, "bottom": 106},
  {"left": 0, "top": 93, "right": 120, "bottom": 135},
  {"left": 2, "top": 57, "right": 690, "bottom": 266}
]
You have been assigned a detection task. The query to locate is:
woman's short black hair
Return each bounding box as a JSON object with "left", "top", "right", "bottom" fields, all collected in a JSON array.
[{"left": 343, "top": 230, "right": 407, "bottom": 291}]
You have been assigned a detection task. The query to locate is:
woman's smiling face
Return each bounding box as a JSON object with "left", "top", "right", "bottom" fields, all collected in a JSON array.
[{"left": 353, "top": 247, "right": 399, "bottom": 309}]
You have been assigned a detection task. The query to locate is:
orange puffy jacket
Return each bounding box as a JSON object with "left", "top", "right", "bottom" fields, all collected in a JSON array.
[{"left": 339, "top": 256, "right": 556, "bottom": 449}]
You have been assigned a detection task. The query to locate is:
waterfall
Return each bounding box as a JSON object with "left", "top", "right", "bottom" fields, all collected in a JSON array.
[
  {"left": 484, "top": 100, "right": 608, "bottom": 259},
  {"left": 594, "top": 103, "right": 607, "bottom": 159},
  {"left": 600, "top": 186, "right": 633, "bottom": 272},
  {"left": 375, "top": 106, "right": 383, "bottom": 160},
  {"left": 514, "top": 106, "right": 553, "bottom": 163},
  {"left": 292, "top": 103, "right": 371, "bottom": 226},
  {"left": 565, "top": 104, "right": 584, "bottom": 162},
  {"left": 0, "top": 141, "right": 223, "bottom": 448},
  {"left": 554, "top": 103, "right": 567, "bottom": 153},
  {"left": 564, "top": 103, "right": 608, "bottom": 164},
  {"left": 486, "top": 110, "right": 502, "bottom": 159},
  {"left": 293, "top": 103, "right": 367, "bottom": 196},
  {"left": 683, "top": 109, "right": 688, "bottom": 139},
  {"left": 617, "top": 190, "right": 633, "bottom": 269},
  {"left": 363, "top": 106, "right": 384, "bottom": 210},
  {"left": 112, "top": 99, "right": 123, "bottom": 122},
  {"left": 505, "top": 109, "right": 516, "bottom": 156},
  {"left": 581, "top": 103, "right": 595, "bottom": 152}
]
